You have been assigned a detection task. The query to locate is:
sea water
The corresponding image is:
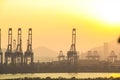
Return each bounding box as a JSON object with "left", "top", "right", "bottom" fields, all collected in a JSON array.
[{"left": 0, "top": 73, "right": 120, "bottom": 79}]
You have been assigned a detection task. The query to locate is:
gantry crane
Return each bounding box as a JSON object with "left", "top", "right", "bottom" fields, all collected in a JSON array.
[
  {"left": 5, "top": 28, "right": 13, "bottom": 64},
  {"left": 24, "top": 28, "right": 33, "bottom": 64},
  {"left": 86, "top": 51, "right": 100, "bottom": 60},
  {"left": 67, "top": 28, "right": 79, "bottom": 64},
  {"left": 108, "top": 50, "right": 117, "bottom": 63},
  {"left": 14, "top": 28, "right": 23, "bottom": 64},
  {"left": 58, "top": 50, "right": 65, "bottom": 61}
]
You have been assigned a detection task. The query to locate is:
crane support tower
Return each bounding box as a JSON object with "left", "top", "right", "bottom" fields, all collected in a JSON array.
[
  {"left": 5, "top": 28, "right": 13, "bottom": 64},
  {"left": 67, "top": 28, "right": 79, "bottom": 64},
  {"left": 14, "top": 28, "right": 23, "bottom": 64},
  {"left": 24, "top": 28, "right": 33, "bottom": 64},
  {"left": 0, "top": 29, "right": 3, "bottom": 64}
]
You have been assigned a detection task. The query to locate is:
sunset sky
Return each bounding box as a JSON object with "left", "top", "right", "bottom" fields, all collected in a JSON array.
[{"left": 0, "top": 0, "right": 120, "bottom": 53}]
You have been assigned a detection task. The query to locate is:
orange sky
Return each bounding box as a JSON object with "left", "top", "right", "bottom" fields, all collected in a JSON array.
[{"left": 0, "top": 0, "right": 120, "bottom": 53}]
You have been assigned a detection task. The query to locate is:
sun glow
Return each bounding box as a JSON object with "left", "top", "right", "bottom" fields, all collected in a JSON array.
[
  {"left": 93, "top": 1, "right": 120, "bottom": 24},
  {"left": 2, "top": 0, "right": 120, "bottom": 24},
  {"left": 0, "top": 0, "right": 120, "bottom": 52}
]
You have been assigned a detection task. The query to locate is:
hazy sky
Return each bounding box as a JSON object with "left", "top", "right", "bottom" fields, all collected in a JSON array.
[{"left": 0, "top": 0, "right": 120, "bottom": 53}]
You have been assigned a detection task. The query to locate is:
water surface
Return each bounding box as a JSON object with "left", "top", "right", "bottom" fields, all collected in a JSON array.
[{"left": 0, "top": 73, "right": 120, "bottom": 79}]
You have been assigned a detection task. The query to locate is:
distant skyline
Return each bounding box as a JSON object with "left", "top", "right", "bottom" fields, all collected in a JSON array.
[{"left": 0, "top": 0, "right": 120, "bottom": 53}]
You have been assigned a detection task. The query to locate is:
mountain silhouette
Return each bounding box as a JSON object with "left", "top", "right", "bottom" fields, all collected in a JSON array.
[{"left": 33, "top": 46, "right": 58, "bottom": 62}]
